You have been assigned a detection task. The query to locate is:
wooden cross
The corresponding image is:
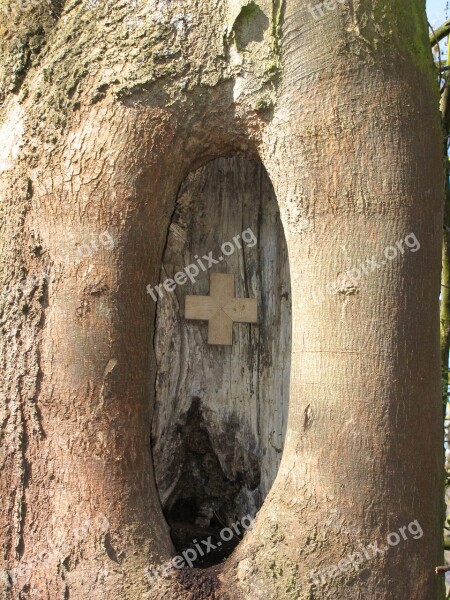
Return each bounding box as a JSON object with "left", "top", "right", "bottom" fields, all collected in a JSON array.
[{"left": 185, "top": 273, "right": 258, "bottom": 346}]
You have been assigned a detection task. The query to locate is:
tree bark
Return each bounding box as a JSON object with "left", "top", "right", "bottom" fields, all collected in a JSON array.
[{"left": 0, "top": 0, "right": 444, "bottom": 598}]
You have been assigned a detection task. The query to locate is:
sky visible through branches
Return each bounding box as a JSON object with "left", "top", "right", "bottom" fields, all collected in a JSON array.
[{"left": 428, "top": 0, "right": 448, "bottom": 26}]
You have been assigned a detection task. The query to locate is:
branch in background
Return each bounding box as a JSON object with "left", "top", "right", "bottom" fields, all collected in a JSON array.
[
  {"left": 431, "top": 19, "right": 450, "bottom": 47},
  {"left": 436, "top": 565, "right": 450, "bottom": 574}
]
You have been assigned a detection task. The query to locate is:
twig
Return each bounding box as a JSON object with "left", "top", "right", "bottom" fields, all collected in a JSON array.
[
  {"left": 436, "top": 565, "right": 450, "bottom": 574},
  {"left": 431, "top": 19, "right": 450, "bottom": 47}
]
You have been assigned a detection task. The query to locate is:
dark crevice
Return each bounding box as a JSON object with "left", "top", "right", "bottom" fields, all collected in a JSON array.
[{"left": 162, "top": 398, "right": 255, "bottom": 567}]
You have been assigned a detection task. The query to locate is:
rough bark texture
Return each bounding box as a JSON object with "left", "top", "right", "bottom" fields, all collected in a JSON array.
[{"left": 0, "top": 0, "right": 444, "bottom": 599}]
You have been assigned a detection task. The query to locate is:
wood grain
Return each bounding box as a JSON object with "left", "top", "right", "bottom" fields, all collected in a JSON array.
[{"left": 152, "top": 157, "right": 291, "bottom": 527}]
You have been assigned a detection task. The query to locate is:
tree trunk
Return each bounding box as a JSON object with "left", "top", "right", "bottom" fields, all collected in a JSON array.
[{"left": 0, "top": 1, "right": 444, "bottom": 599}]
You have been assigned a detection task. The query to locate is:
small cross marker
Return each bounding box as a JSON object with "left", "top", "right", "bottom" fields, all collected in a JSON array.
[{"left": 185, "top": 273, "right": 258, "bottom": 346}]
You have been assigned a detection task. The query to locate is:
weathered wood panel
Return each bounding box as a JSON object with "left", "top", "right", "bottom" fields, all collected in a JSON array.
[{"left": 151, "top": 157, "right": 291, "bottom": 546}]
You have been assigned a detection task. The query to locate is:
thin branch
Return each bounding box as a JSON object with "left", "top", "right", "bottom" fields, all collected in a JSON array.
[
  {"left": 431, "top": 19, "right": 450, "bottom": 47},
  {"left": 436, "top": 565, "right": 450, "bottom": 574}
]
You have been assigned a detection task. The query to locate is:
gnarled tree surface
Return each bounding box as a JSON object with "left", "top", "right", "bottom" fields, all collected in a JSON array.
[{"left": 0, "top": 0, "right": 444, "bottom": 598}]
